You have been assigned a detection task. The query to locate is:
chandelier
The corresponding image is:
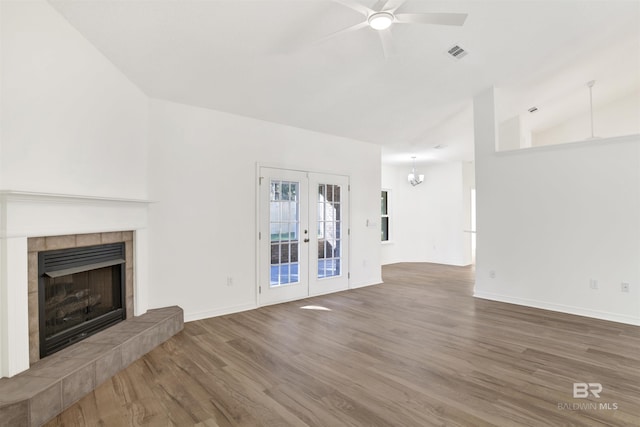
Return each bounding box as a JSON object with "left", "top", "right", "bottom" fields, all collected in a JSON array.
[{"left": 407, "top": 156, "right": 424, "bottom": 186}]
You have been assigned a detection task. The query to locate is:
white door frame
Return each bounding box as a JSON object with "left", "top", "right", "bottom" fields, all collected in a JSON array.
[
  {"left": 257, "top": 167, "right": 309, "bottom": 306},
  {"left": 256, "top": 164, "right": 350, "bottom": 306}
]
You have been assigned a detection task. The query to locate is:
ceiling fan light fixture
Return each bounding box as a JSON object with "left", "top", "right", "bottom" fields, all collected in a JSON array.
[{"left": 368, "top": 12, "right": 394, "bottom": 30}]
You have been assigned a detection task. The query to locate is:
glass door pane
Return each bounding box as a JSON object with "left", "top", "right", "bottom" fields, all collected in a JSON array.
[
  {"left": 308, "top": 173, "right": 349, "bottom": 297},
  {"left": 317, "top": 184, "right": 341, "bottom": 279},
  {"left": 270, "top": 180, "right": 300, "bottom": 286}
]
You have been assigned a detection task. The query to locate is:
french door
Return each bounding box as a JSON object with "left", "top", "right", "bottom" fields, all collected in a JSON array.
[{"left": 258, "top": 167, "right": 349, "bottom": 306}]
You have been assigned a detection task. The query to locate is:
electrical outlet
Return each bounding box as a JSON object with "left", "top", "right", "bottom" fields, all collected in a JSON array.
[
  {"left": 227, "top": 277, "right": 233, "bottom": 286},
  {"left": 589, "top": 279, "right": 598, "bottom": 290},
  {"left": 489, "top": 270, "right": 496, "bottom": 279},
  {"left": 621, "top": 282, "right": 630, "bottom": 293}
]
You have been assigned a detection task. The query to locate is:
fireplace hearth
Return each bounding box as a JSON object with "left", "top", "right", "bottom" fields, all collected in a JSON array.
[{"left": 38, "top": 242, "right": 126, "bottom": 357}]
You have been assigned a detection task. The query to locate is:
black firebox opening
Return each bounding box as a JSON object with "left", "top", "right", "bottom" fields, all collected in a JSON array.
[{"left": 38, "top": 242, "right": 126, "bottom": 358}]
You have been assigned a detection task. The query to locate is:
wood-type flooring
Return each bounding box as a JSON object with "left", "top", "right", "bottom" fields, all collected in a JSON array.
[{"left": 46, "top": 263, "right": 640, "bottom": 426}]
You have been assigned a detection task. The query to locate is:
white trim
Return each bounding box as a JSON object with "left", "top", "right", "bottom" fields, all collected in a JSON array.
[
  {"left": 184, "top": 280, "right": 385, "bottom": 323},
  {"left": 133, "top": 229, "right": 149, "bottom": 316},
  {"left": 0, "top": 190, "right": 153, "bottom": 205},
  {"left": 0, "top": 237, "right": 30, "bottom": 377},
  {"left": 184, "top": 303, "right": 258, "bottom": 322},
  {"left": 474, "top": 291, "right": 640, "bottom": 326},
  {"left": 255, "top": 162, "right": 351, "bottom": 179},
  {"left": 350, "top": 279, "right": 382, "bottom": 289},
  {"left": 255, "top": 163, "right": 261, "bottom": 308},
  {"left": 0, "top": 194, "right": 150, "bottom": 239},
  {"left": 496, "top": 133, "right": 639, "bottom": 156}
]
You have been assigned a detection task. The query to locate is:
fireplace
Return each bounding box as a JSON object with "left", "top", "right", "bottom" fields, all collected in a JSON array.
[
  {"left": 0, "top": 190, "right": 147, "bottom": 378},
  {"left": 38, "top": 242, "right": 126, "bottom": 357}
]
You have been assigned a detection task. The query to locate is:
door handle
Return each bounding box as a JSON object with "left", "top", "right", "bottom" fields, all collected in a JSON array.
[{"left": 304, "top": 238, "right": 310, "bottom": 243}]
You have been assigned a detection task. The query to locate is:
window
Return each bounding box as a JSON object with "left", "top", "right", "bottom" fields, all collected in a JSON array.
[{"left": 381, "top": 190, "right": 389, "bottom": 242}]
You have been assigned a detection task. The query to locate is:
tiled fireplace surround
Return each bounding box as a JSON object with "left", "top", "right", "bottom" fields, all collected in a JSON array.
[
  {"left": 26, "top": 232, "right": 136, "bottom": 365},
  {"left": 0, "top": 191, "right": 183, "bottom": 426}
]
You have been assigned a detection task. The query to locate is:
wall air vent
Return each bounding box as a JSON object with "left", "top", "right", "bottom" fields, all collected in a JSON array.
[{"left": 447, "top": 45, "right": 468, "bottom": 59}]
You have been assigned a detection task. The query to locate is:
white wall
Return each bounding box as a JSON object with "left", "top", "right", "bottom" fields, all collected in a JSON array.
[
  {"left": 0, "top": 0, "right": 148, "bottom": 199},
  {"left": 147, "top": 99, "right": 382, "bottom": 321},
  {"left": 533, "top": 92, "right": 640, "bottom": 147},
  {"left": 474, "top": 87, "right": 640, "bottom": 325},
  {"left": 498, "top": 115, "right": 532, "bottom": 151},
  {"left": 0, "top": 0, "right": 150, "bottom": 377},
  {"left": 380, "top": 161, "right": 473, "bottom": 267}
]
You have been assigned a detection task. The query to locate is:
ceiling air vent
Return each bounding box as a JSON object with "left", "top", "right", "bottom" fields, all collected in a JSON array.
[{"left": 447, "top": 45, "right": 467, "bottom": 59}]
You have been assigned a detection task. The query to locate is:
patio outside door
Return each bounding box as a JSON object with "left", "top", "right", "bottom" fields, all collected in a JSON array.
[{"left": 258, "top": 167, "right": 349, "bottom": 306}]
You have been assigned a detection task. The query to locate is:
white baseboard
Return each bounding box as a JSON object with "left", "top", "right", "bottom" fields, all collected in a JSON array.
[
  {"left": 185, "top": 278, "right": 384, "bottom": 322},
  {"left": 473, "top": 291, "right": 640, "bottom": 326},
  {"left": 184, "top": 302, "right": 257, "bottom": 322}
]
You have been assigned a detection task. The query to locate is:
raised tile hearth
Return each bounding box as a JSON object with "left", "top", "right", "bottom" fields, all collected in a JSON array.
[{"left": 0, "top": 306, "right": 183, "bottom": 427}]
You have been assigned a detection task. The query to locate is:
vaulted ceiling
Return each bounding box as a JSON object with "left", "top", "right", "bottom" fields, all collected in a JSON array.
[{"left": 49, "top": 0, "right": 640, "bottom": 164}]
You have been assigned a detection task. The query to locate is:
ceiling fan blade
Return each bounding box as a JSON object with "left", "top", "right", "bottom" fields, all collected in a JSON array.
[
  {"left": 311, "top": 21, "right": 369, "bottom": 46},
  {"left": 377, "top": 29, "right": 395, "bottom": 60},
  {"left": 371, "top": 0, "right": 390, "bottom": 11},
  {"left": 395, "top": 12, "right": 468, "bottom": 26},
  {"left": 373, "top": 0, "right": 406, "bottom": 12},
  {"left": 333, "top": 0, "right": 372, "bottom": 17}
]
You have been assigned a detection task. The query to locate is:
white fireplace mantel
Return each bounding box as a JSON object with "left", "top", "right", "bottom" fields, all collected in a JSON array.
[
  {"left": 0, "top": 190, "right": 153, "bottom": 238},
  {"left": 0, "top": 190, "right": 153, "bottom": 378},
  {"left": 0, "top": 190, "right": 152, "bottom": 203}
]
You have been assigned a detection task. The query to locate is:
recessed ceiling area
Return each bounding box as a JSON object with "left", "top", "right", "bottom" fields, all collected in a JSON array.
[{"left": 48, "top": 0, "right": 640, "bottom": 165}]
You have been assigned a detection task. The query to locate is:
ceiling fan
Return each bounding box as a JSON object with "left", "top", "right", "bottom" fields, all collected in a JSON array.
[{"left": 317, "top": 0, "right": 468, "bottom": 57}]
